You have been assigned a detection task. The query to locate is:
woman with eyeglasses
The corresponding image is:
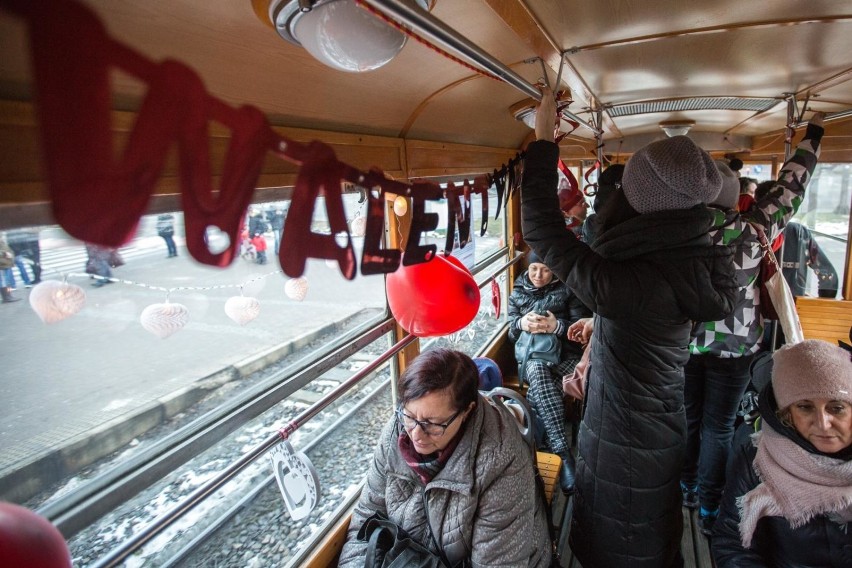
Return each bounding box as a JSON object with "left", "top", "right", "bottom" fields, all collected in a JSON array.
[{"left": 338, "top": 348, "right": 552, "bottom": 568}]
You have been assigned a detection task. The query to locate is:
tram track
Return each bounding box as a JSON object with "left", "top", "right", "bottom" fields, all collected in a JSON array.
[
  {"left": 158, "top": 374, "right": 391, "bottom": 568},
  {"left": 66, "top": 336, "right": 395, "bottom": 567}
]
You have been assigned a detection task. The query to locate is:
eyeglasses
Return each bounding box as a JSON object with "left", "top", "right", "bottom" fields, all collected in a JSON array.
[{"left": 395, "top": 406, "right": 464, "bottom": 437}]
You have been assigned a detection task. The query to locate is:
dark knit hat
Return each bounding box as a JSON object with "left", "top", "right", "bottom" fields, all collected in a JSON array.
[
  {"left": 711, "top": 160, "right": 740, "bottom": 210},
  {"left": 622, "top": 136, "right": 722, "bottom": 214},
  {"left": 772, "top": 339, "right": 852, "bottom": 409},
  {"left": 594, "top": 164, "right": 625, "bottom": 212},
  {"left": 527, "top": 250, "right": 543, "bottom": 265}
]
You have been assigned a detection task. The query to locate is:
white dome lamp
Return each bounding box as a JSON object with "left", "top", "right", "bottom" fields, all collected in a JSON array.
[
  {"left": 659, "top": 120, "right": 695, "bottom": 137},
  {"left": 269, "top": 0, "right": 431, "bottom": 73}
]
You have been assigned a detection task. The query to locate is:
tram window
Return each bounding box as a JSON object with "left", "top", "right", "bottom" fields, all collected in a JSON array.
[
  {"left": 741, "top": 162, "right": 773, "bottom": 183},
  {"left": 792, "top": 163, "right": 850, "bottom": 296},
  {"left": 65, "top": 329, "right": 396, "bottom": 566},
  {"left": 427, "top": 184, "right": 508, "bottom": 268},
  {"left": 2, "top": 193, "right": 388, "bottom": 555},
  {"left": 419, "top": 182, "right": 510, "bottom": 358}
]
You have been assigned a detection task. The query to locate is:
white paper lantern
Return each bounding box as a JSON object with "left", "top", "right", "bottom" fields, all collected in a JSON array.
[
  {"left": 284, "top": 277, "right": 309, "bottom": 302},
  {"left": 224, "top": 295, "right": 260, "bottom": 326},
  {"left": 140, "top": 302, "right": 189, "bottom": 338},
  {"left": 393, "top": 195, "right": 408, "bottom": 217},
  {"left": 350, "top": 215, "right": 367, "bottom": 237},
  {"left": 29, "top": 280, "right": 86, "bottom": 324}
]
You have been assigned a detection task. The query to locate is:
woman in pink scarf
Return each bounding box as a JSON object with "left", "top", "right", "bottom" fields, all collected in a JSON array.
[{"left": 713, "top": 340, "right": 852, "bottom": 566}]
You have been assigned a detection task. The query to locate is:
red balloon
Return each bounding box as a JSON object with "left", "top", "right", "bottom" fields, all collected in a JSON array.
[
  {"left": 386, "top": 253, "right": 480, "bottom": 337},
  {"left": 0, "top": 502, "right": 72, "bottom": 568}
]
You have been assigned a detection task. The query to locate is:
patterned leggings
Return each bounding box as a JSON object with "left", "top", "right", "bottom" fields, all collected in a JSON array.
[{"left": 525, "top": 358, "right": 578, "bottom": 455}]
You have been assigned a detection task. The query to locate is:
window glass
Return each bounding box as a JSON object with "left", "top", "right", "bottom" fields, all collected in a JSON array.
[
  {"left": 2, "top": 194, "right": 387, "bottom": 548},
  {"left": 3, "top": 179, "right": 510, "bottom": 564},
  {"left": 791, "top": 163, "right": 850, "bottom": 296},
  {"left": 426, "top": 185, "right": 507, "bottom": 270},
  {"left": 66, "top": 333, "right": 395, "bottom": 567},
  {"left": 741, "top": 162, "right": 773, "bottom": 183}
]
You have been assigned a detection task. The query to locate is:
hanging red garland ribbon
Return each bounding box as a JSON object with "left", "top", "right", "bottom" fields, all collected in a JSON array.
[{"left": 1, "top": 0, "right": 507, "bottom": 278}]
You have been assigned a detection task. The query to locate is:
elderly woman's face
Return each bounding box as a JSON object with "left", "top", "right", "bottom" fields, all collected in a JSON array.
[
  {"left": 789, "top": 398, "right": 852, "bottom": 453},
  {"left": 527, "top": 263, "right": 553, "bottom": 288},
  {"left": 399, "top": 388, "right": 473, "bottom": 455}
]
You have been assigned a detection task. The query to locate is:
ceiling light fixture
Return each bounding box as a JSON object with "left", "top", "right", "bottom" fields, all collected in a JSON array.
[
  {"left": 267, "top": 0, "right": 430, "bottom": 73},
  {"left": 511, "top": 91, "right": 577, "bottom": 134},
  {"left": 659, "top": 120, "right": 695, "bottom": 137}
]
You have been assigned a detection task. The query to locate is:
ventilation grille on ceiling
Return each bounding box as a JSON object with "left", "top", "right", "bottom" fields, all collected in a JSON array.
[{"left": 607, "top": 97, "right": 779, "bottom": 118}]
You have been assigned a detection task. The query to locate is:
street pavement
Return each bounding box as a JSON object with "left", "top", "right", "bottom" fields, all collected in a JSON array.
[{"left": 0, "top": 230, "right": 386, "bottom": 500}]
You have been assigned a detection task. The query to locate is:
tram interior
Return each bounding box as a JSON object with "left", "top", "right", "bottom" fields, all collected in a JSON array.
[{"left": 0, "top": 0, "right": 851, "bottom": 566}]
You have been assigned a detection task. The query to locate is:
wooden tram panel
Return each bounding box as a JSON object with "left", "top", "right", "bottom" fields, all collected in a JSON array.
[{"left": 796, "top": 298, "right": 852, "bottom": 345}]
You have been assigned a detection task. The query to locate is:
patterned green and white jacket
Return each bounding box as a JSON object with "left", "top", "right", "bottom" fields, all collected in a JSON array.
[{"left": 690, "top": 123, "right": 824, "bottom": 358}]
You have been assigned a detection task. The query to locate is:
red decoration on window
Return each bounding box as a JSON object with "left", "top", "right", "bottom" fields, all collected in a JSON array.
[
  {"left": 280, "top": 141, "right": 356, "bottom": 280},
  {"left": 1, "top": 0, "right": 504, "bottom": 279},
  {"left": 491, "top": 279, "right": 501, "bottom": 318}
]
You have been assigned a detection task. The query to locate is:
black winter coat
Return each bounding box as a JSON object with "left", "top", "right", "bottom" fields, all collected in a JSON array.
[
  {"left": 521, "top": 140, "right": 738, "bottom": 568},
  {"left": 712, "top": 387, "right": 852, "bottom": 567},
  {"left": 508, "top": 272, "right": 591, "bottom": 362}
]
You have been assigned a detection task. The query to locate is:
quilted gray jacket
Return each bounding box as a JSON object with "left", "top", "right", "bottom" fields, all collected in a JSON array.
[{"left": 338, "top": 394, "right": 552, "bottom": 567}]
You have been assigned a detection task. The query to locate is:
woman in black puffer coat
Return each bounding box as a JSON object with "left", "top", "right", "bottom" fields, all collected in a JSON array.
[
  {"left": 508, "top": 252, "right": 591, "bottom": 491},
  {"left": 520, "top": 89, "right": 738, "bottom": 568}
]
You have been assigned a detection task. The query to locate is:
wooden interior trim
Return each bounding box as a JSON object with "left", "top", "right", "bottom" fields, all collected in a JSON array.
[
  {"left": 404, "top": 139, "right": 518, "bottom": 179},
  {"left": 398, "top": 74, "right": 482, "bottom": 139},
  {"left": 0, "top": 100, "right": 519, "bottom": 209},
  {"left": 301, "top": 506, "right": 355, "bottom": 568}
]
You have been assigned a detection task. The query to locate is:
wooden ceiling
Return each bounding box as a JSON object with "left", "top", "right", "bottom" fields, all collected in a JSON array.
[{"left": 0, "top": 0, "right": 851, "bottom": 166}]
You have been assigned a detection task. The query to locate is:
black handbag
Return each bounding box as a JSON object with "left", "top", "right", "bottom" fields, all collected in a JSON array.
[
  {"left": 358, "top": 511, "right": 447, "bottom": 568},
  {"left": 515, "top": 331, "right": 561, "bottom": 382}
]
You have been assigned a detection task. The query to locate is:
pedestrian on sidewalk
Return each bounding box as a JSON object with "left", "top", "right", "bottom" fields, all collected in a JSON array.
[
  {"left": 251, "top": 232, "right": 268, "bottom": 265},
  {"left": 0, "top": 234, "right": 20, "bottom": 302},
  {"left": 156, "top": 213, "right": 178, "bottom": 258},
  {"left": 84, "top": 244, "right": 114, "bottom": 287}
]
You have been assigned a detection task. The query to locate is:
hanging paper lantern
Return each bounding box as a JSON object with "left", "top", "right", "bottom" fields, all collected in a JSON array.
[
  {"left": 350, "top": 214, "right": 367, "bottom": 237},
  {"left": 140, "top": 302, "right": 189, "bottom": 338},
  {"left": 29, "top": 280, "right": 86, "bottom": 324},
  {"left": 393, "top": 195, "right": 408, "bottom": 216},
  {"left": 285, "top": 277, "right": 309, "bottom": 301},
  {"left": 224, "top": 295, "right": 260, "bottom": 326}
]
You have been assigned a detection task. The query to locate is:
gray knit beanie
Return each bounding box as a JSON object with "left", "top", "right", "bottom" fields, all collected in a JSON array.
[
  {"left": 622, "top": 135, "right": 722, "bottom": 213},
  {"left": 711, "top": 160, "right": 740, "bottom": 210},
  {"left": 772, "top": 339, "right": 852, "bottom": 409}
]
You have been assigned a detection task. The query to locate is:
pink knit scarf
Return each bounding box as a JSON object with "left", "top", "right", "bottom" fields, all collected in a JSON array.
[{"left": 738, "top": 424, "right": 852, "bottom": 548}]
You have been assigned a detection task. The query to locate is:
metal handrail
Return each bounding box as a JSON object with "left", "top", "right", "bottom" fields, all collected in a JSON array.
[
  {"left": 810, "top": 228, "right": 848, "bottom": 244},
  {"left": 361, "top": 0, "right": 601, "bottom": 136},
  {"left": 91, "top": 332, "right": 418, "bottom": 568},
  {"left": 44, "top": 316, "right": 394, "bottom": 537}
]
